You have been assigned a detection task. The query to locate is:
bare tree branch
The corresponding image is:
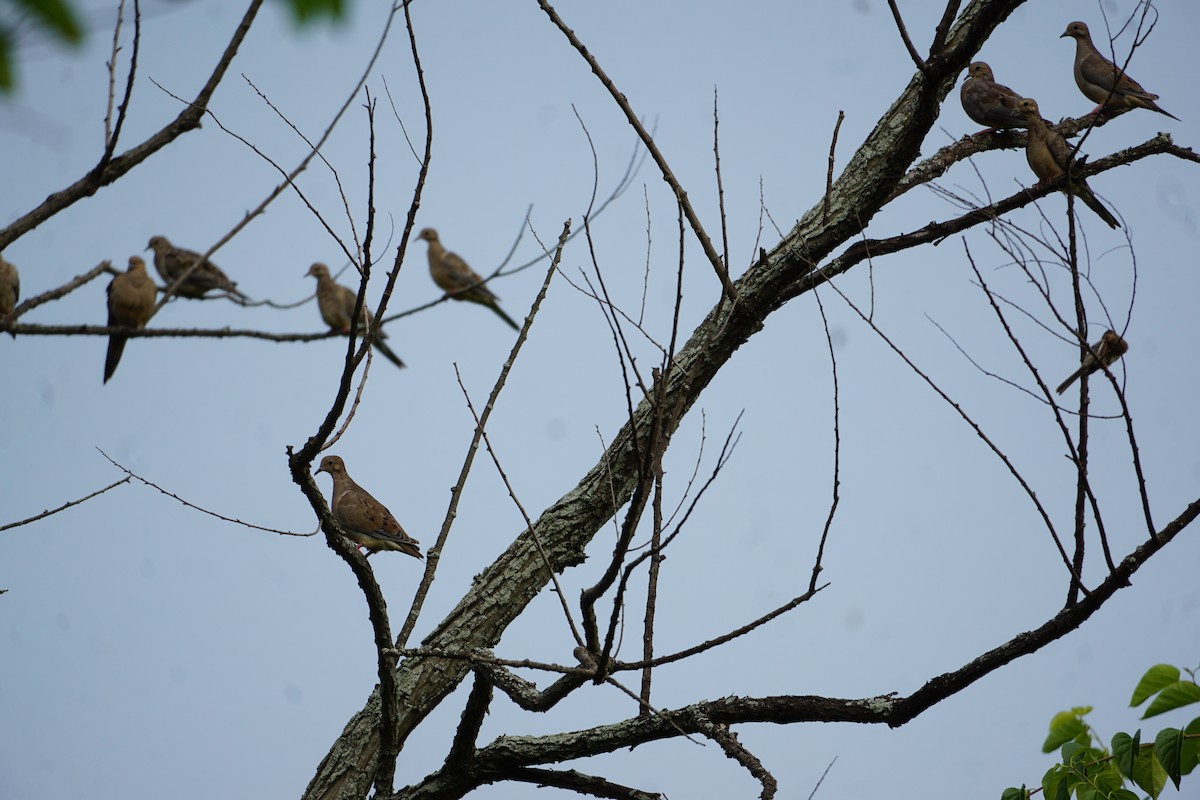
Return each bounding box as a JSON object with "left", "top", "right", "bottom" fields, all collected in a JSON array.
[{"left": 0, "top": 0, "right": 265, "bottom": 251}]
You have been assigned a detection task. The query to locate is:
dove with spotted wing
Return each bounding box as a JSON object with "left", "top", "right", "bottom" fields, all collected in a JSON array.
[
  {"left": 147, "top": 235, "right": 247, "bottom": 300},
  {"left": 316, "top": 455, "right": 423, "bottom": 559}
]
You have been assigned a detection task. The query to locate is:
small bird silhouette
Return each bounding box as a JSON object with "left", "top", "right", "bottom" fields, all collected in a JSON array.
[{"left": 1056, "top": 329, "right": 1129, "bottom": 395}]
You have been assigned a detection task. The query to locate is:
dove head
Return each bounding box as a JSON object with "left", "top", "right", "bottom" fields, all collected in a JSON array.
[
  {"left": 417, "top": 227, "right": 439, "bottom": 243},
  {"left": 1017, "top": 98, "right": 1041, "bottom": 118},
  {"left": 967, "top": 62, "right": 995, "bottom": 82},
  {"left": 128, "top": 256, "right": 148, "bottom": 274},
  {"left": 306, "top": 263, "right": 330, "bottom": 279},
  {"left": 1061, "top": 21, "right": 1090, "bottom": 41},
  {"left": 147, "top": 236, "right": 170, "bottom": 254},
  {"left": 316, "top": 455, "right": 346, "bottom": 476}
]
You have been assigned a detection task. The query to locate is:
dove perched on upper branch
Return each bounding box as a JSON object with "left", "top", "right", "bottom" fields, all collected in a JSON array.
[
  {"left": 0, "top": 255, "right": 18, "bottom": 324},
  {"left": 315, "top": 455, "right": 423, "bottom": 559},
  {"left": 1061, "top": 21, "right": 1178, "bottom": 120},
  {"left": 1016, "top": 98, "right": 1120, "bottom": 230},
  {"left": 147, "top": 235, "right": 247, "bottom": 300},
  {"left": 104, "top": 256, "right": 158, "bottom": 383},
  {"left": 306, "top": 263, "right": 405, "bottom": 369},
  {"left": 960, "top": 62, "right": 1028, "bottom": 132},
  {"left": 1056, "top": 329, "right": 1129, "bottom": 395},
  {"left": 417, "top": 227, "right": 520, "bottom": 331}
]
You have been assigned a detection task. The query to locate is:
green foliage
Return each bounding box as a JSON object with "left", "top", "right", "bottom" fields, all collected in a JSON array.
[
  {"left": 1, "top": 0, "right": 82, "bottom": 90},
  {"left": 285, "top": 0, "right": 345, "bottom": 23},
  {"left": 1004, "top": 662, "right": 1200, "bottom": 800},
  {"left": 0, "top": 0, "right": 346, "bottom": 93}
]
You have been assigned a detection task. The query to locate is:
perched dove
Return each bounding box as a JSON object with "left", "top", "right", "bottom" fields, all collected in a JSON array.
[
  {"left": 104, "top": 256, "right": 158, "bottom": 383},
  {"left": 417, "top": 227, "right": 520, "bottom": 330},
  {"left": 306, "top": 263, "right": 405, "bottom": 369},
  {"left": 0, "top": 255, "right": 18, "bottom": 323},
  {"left": 960, "top": 62, "right": 1028, "bottom": 132},
  {"left": 1016, "top": 98, "right": 1120, "bottom": 230},
  {"left": 147, "top": 235, "right": 247, "bottom": 300},
  {"left": 1056, "top": 329, "right": 1129, "bottom": 395},
  {"left": 1061, "top": 21, "right": 1178, "bottom": 120},
  {"left": 315, "top": 455, "right": 423, "bottom": 559}
]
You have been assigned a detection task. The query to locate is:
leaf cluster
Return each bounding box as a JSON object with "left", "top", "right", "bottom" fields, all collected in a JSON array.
[{"left": 1003, "top": 663, "right": 1200, "bottom": 800}]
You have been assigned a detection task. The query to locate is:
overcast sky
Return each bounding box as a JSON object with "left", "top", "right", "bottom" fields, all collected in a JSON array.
[{"left": 2, "top": 1, "right": 1199, "bottom": 798}]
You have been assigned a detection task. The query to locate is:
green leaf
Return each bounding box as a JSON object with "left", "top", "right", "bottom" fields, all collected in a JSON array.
[
  {"left": 1143, "top": 682, "right": 1200, "bottom": 719},
  {"left": 1091, "top": 763, "right": 1124, "bottom": 793},
  {"left": 1044, "top": 765, "right": 1074, "bottom": 800},
  {"left": 1131, "top": 746, "right": 1167, "bottom": 799},
  {"left": 1154, "top": 727, "right": 1183, "bottom": 789},
  {"left": 1180, "top": 716, "right": 1200, "bottom": 776},
  {"left": 10, "top": 0, "right": 82, "bottom": 44},
  {"left": 1047, "top": 713, "right": 1091, "bottom": 753},
  {"left": 285, "top": 0, "right": 346, "bottom": 23},
  {"left": 1063, "top": 743, "right": 1104, "bottom": 766},
  {"left": 1131, "top": 665, "right": 1181, "bottom": 707},
  {"left": 1112, "top": 730, "right": 1139, "bottom": 779},
  {"left": 1001, "top": 788, "right": 1031, "bottom": 800}
]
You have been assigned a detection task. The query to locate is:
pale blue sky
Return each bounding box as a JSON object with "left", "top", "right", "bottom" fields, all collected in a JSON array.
[{"left": 2, "top": 1, "right": 1199, "bottom": 798}]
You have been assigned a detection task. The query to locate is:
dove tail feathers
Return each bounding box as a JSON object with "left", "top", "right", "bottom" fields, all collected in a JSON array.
[
  {"left": 488, "top": 301, "right": 520, "bottom": 331},
  {"left": 373, "top": 339, "right": 407, "bottom": 369},
  {"left": 1075, "top": 185, "right": 1120, "bottom": 229},
  {"left": 104, "top": 336, "right": 128, "bottom": 384},
  {"left": 1056, "top": 367, "right": 1085, "bottom": 395}
]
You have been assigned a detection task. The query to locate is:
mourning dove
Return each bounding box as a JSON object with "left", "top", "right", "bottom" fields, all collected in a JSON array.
[
  {"left": 1016, "top": 98, "right": 1120, "bottom": 230},
  {"left": 306, "top": 263, "right": 406, "bottom": 369},
  {"left": 146, "top": 235, "right": 247, "bottom": 300},
  {"left": 1056, "top": 329, "right": 1129, "bottom": 394},
  {"left": 960, "top": 62, "right": 1028, "bottom": 132},
  {"left": 1061, "top": 21, "right": 1178, "bottom": 120},
  {"left": 104, "top": 256, "right": 158, "bottom": 383},
  {"left": 417, "top": 227, "right": 520, "bottom": 330},
  {"left": 0, "top": 255, "right": 18, "bottom": 323},
  {"left": 315, "top": 455, "right": 423, "bottom": 559}
]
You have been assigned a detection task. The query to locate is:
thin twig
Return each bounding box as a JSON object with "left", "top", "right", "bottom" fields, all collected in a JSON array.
[
  {"left": 822, "top": 111, "right": 845, "bottom": 223},
  {"left": 0, "top": 0, "right": 264, "bottom": 252},
  {"left": 454, "top": 366, "right": 584, "bottom": 648},
  {"left": 537, "top": 0, "right": 738, "bottom": 306},
  {"left": 808, "top": 284, "right": 841, "bottom": 594},
  {"left": 98, "top": 449, "right": 315, "bottom": 537},
  {"left": 396, "top": 221, "right": 571, "bottom": 650},
  {"left": 886, "top": 0, "right": 929, "bottom": 73},
  {"left": 0, "top": 477, "right": 131, "bottom": 532}
]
